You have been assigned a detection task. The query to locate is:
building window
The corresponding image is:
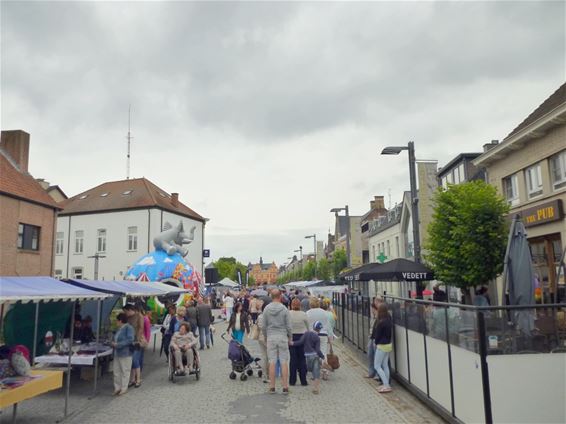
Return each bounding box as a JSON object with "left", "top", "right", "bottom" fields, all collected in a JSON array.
[
  {"left": 54, "top": 269, "right": 63, "bottom": 279},
  {"left": 17, "top": 223, "right": 40, "bottom": 251},
  {"left": 395, "top": 236, "right": 400, "bottom": 258},
  {"left": 550, "top": 150, "right": 566, "bottom": 190},
  {"left": 503, "top": 174, "right": 519, "bottom": 206},
  {"left": 441, "top": 176, "right": 447, "bottom": 189},
  {"left": 372, "top": 245, "right": 376, "bottom": 262},
  {"left": 386, "top": 240, "right": 391, "bottom": 257},
  {"left": 446, "top": 172, "right": 453, "bottom": 185},
  {"left": 73, "top": 267, "right": 83, "bottom": 279},
  {"left": 97, "top": 229, "right": 107, "bottom": 253},
  {"left": 128, "top": 226, "right": 138, "bottom": 251},
  {"left": 525, "top": 164, "right": 543, "bottom": 198},
  {"left": 56, "top": 232, "right": 64, "bottom": 255},
  {"left": 75, "top": 230, "right": 84, "bottom": 254},
  {"left": 453, "top": 167, "right": 460, "bottom": 185}
]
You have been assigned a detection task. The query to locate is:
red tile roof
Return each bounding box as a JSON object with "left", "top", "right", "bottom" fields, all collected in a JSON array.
[
  {"left": 59, "top": 177, "right": 205, "bottom": 222},
  {"left": 506, "top": 82, "right": 566, "bottom": 139},
  {"left": 0, "top": 149, "right": 61, "bottom": 209}
]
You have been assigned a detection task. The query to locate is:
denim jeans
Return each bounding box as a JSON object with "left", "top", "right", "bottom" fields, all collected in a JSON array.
[
  {"left": 367, "top": 339, "right": 377, "bottom": 377},
  {"left": 199, "top": 326, "right": 211, "bottom": 348},
  {"left": 374, "top": 348, "right": 390, "bottom": 387}
]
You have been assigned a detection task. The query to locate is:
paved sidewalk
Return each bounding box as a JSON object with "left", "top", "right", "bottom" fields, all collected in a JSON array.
[{"left": 7, "top": 321, "right": 442, "bottom": 424}]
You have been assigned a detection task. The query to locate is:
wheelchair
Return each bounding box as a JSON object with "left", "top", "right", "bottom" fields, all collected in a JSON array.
[{"left": 168, "top": 345, "right": 201, "bottom": 383}]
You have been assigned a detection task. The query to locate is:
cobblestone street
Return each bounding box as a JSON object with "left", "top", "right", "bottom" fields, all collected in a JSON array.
[{"left": 8, "top": 320, "right": 440, "bottom": 424}]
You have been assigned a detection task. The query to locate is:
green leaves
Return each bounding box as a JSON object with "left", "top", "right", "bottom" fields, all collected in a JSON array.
[
  {"left": 425, "top": 180, "right": 509, "bottom": 289},
  {"left": 212, "top": 257, "right": 250, "bottom": 285}
]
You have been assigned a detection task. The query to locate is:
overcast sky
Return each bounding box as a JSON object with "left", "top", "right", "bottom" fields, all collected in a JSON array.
[{"left": 2, "top": 1, "right": 564, "bottom": 266}]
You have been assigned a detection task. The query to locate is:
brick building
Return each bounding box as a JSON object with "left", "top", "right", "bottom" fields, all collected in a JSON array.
[
  {"left": 248, "top": 257, "right": 278, "bottom": 284},
  {"left": 474, "top": 82, "right": 566, "bottom": 303},
  {"left": 0, "top": 130, "right": 62, "bottom": 276}
]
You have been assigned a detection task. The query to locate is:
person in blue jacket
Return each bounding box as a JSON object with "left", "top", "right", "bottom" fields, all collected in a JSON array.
[{"left": 111, "top": 313, "right": 134, "bottom": 395}]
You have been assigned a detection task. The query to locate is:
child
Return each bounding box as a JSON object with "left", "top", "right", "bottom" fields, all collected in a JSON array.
[
  {"left": 111, "top": 313, "right": 134, "bottom": 395},
  {"left": 170, "top": 322, "right": 198, "bottom": 375},
  {"left": 291, "top": 321, "right": 325, "bottom": 394}
]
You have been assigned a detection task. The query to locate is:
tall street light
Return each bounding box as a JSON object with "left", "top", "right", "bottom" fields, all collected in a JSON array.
[
  {"left": 305, "top": 234, "right": 317, "bottom": 280},
  {"left": 293, "top": 246, "right": 303, "bottom": 272},
  {"left": 381, "top": 141, "right": 421, "bottom": 263},
  {"left": 381, "top": 141, "right": 422, "bottom": 298},
  {"left": 330, "top": 206, "right": 351, "bottom": 268}
]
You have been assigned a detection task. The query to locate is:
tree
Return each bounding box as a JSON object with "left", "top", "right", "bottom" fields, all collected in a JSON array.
[
  {"left": 332, "top": 248, "right": 348, "bottom": 279},
  {"left": 302, "top": 261, "right": 316, "bottom": 281},
  {"left": 213, "top": 257, "right": 250, "bottom": 286},
  {"left": 317, "top": 258, "right": 331, "bottom": 281},
  {"left": 425, "top": 180, "right": 509, "bottom": 297}
]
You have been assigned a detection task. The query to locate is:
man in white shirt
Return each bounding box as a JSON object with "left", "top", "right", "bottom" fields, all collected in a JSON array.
[{"left": 223, "top": 293, "right": 235, "bottom": 322}]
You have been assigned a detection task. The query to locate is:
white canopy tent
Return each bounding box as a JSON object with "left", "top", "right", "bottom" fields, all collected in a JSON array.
[{"left": 216, "top": 277, "right": 240, "bottom": 288}]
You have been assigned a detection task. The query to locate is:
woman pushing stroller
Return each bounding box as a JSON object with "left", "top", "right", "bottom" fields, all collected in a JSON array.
[{"left": 171, "top": 322, "right": 198, "bottom": 375}]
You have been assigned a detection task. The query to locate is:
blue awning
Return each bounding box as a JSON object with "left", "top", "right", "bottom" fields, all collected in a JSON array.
[
  {"left": 64, "top": 279, "right": 189, "bottom": 297},
  {"left": 0, "top": 276, "right": 111, "bottom": 304}
]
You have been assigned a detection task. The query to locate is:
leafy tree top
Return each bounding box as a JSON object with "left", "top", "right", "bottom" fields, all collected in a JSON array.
[{"left": 425, "top": 180, "right": 509, "bottom": 289}]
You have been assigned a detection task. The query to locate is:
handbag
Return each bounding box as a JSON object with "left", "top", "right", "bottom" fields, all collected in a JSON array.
[
  {"left": 326, "top": 344, "right": 340, "bottom": 370},
  {"left": 249, "top": 324, "right": 260, "bottom": 340}
]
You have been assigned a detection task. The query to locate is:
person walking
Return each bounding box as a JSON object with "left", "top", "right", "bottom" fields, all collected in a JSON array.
[
  {"left": 306, "top": 297, "right": 331, "bottom": 380},
  {"left": 223, "top": 292, "right": 235, "bottom": 323},
  {"left": 123, "top": 304, "right": 147, "bottom": 388},
  {"left": 196, "top": 297, "right": 214, "bottom": 349},
  {"left": 372, "top": 303, "right": 393, "bottom": 393},
  {"left": 111, "top": 313, "right": 134, "bottom": 395},
  {"left": 263, "top": 289, "right": 292, "bottom": 394},
  {"left": 289, "top": 298, "right": 309, "bottom": 386},
  {"left": 291, "top": 321, "right": 325, "bottom": 395},
  {"left": 257, "top": 303, "right": 269, "bottom": 383},
  {"left": 185, "top": 300, "right": 199, "bottom": 335},
  {"left": 249, "top": 295, "right": 261, "bottom": 324},
  {"left": 227, "top": 302, "right": 250, "bottom": 343},
  {"left": 300, "top": 294, "right": 311, "bottom": 312}
]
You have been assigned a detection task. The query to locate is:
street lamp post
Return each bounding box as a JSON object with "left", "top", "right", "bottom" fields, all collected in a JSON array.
[
  {"left": 330, "top": 206, "right": 351, "bottom": 268},
  {"left": 305, "top": 234, "right": 317, "bottom": 280},
  {"left": 381, "top": 141, "right": 423, "bottom": 297},
  {"left": 88, "top": 253, "right": 106, "bottom": 280}
]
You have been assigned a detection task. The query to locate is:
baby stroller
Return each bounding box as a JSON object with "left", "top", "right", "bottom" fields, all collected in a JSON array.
[
  {"left": 168, "top": 345, "right": 201, "bottom": 383},
  {"left": 221, "top": 333, "right": 262, "bottom": 381}
]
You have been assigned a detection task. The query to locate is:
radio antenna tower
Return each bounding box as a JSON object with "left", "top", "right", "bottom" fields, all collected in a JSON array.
[{"left": 126, "top": 105, "right": 133, "bottom": 179}]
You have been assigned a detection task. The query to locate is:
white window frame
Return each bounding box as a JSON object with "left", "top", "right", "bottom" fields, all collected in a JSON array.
[
  {"left": 73, "top": 267, "right": 83, "bottom": 279},
  {"left": 525, "top": 164, "right": 543, "bottom": 199},
  {"left": 446, "top": 172, "right": 453, "bottom": 185},
  {"left": 54, "top": 269, "right": 63, "bottom": 279},
  {"left": 550, "top": 150, "right": 566, "bottom": 190},
  {"left": 75, "top": 230, "right": 84, "bottom": 254},
  {"left": 128, "top": 226, "right": 138, "bottom": 251},
  {"left": 97, "top": 229, "right": 107, "bottom": 253},
  {"left": 441, "top": 176, "right": 447, "bottom": 189},
  {"left": 55, "top": 232, "right": 64, "bottom": 255},
  {"left": 503, "top": 174, "right": 519, "bottom": 206}
]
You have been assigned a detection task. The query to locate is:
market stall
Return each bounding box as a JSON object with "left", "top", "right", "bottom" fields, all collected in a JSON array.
[{"left": 0, "top": 276, "right": 110, "bottom": 421}]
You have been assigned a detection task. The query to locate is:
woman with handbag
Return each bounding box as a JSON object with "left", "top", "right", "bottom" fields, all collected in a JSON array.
[
  {"left": 123, "top": 304, "right": 148, "bottom": 388},
  {"left": 289, "top": 298, "right": 309, "bottom": 386},
  {"left": 372, "top": 303, "right": 393, "bottom": 393}
]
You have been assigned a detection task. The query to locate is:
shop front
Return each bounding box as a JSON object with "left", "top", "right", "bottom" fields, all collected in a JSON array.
[{"left": 518, "top": 199, "right": 565, "bottom": 303}]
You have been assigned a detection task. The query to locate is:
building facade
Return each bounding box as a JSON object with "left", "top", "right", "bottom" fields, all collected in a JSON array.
[
  {"left": 0, "top": 130, "right": 62, "bottom": 276},
  {"left": 474, "top": 83, "right": 566, "bottom": 302},
  {"left": 54, "top": 178, "right": 206, "bottom": 281},
  {"left": 360, "top": 196, "right": 388, "bottom": 264},
  {"left": 248, "top": 257, "right": 278, "bottom": 284},
  {"left": 438, "top": 153, "right": 484, "bottom": 189}
]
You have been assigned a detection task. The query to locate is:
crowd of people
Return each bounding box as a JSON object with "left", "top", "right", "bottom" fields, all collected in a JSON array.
[{"left": 108, "top": 286, "right": 394, "bottom": 397}]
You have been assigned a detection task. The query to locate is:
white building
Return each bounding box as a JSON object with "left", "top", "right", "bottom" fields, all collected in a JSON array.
[
  {"left": 54, "top": 178, "right": 206, "bottom": 281},
  {"left": 367, "top": 192, "right": 413, "bottom": 264}
]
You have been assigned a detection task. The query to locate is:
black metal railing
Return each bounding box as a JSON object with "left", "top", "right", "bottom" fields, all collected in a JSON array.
[{"left": 333, "top": 292, "right": 566, "bottom": 424}]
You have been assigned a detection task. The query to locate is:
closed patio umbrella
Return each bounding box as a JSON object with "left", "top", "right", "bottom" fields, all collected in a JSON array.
[{"left": 503, "top": 215, "right": 535, "bottom": 335}]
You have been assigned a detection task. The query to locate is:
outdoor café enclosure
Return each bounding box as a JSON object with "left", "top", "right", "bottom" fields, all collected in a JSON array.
[{"left": 333, "top": 291, "right": 566, "bottom": 424}]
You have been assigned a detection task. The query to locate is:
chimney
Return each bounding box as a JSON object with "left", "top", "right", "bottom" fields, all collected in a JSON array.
[
  {"left": 1, "top": 130, "right": 30, "bottom": 172},
  {"left": 370, "top": 200, "right": 375, "bottom": 210},
  {"left": 374, "top": 196, "right": 385, "bottom": 210},
  {"left": 483, "top": 139, "right": 499, "bottom": 153},
  {"left": 171, "top": 192, "right": 179, "bottom": 207}
]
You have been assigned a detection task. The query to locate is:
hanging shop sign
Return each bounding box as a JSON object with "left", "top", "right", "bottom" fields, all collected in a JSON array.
[{"left": 521, "top": 199, "right": 563, "bottom": 228}]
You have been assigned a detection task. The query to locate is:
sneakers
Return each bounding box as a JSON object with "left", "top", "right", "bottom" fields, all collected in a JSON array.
[
  {"left": 268, "top": 388, "right": 276, "bottom": 394},
  {"left": 312, "top": 389, "right": 320, "bottom": 395},
  {"left": 282, "top": 388, "right": 289, "bottom": 395}
]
